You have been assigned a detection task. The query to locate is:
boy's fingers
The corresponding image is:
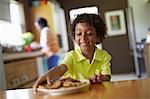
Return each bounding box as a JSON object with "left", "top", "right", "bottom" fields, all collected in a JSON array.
[
  {"left": 33, "top": 82, "right": 38, "bottom": 93},
  {"left": 46, "top": 76, "right": 51, "bottom": 85},
  {"left": 96, "top": 75, "right": 102, "bottom": 83},
  {"left": 89, "top": 74, "right": 97, "bottom": 83},
  {"left": 33, "top": 78, "right": 43, "bottom": 93}
]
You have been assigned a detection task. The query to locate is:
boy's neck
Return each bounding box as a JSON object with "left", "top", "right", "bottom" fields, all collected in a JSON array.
[{"left": 81, "top": 48, "right": 95, "bottom": 62}]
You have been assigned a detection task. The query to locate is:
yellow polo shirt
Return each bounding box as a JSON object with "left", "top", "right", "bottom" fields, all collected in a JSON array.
[{"left": 61, "top": 47, "right": 111, "bottom": 80}]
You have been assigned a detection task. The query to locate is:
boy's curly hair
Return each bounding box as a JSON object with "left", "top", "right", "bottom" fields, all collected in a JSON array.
[{"left": 70, "top": 13, "right": 107, "bottom": 44}]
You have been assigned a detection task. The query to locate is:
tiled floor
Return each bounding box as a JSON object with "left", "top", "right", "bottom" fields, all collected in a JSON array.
[{"left": 111, "top": 72, "right": 148, "bottom": 82}]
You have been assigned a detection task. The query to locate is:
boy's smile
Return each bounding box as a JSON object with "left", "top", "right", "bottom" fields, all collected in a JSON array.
[{"left": 75, "top": 23, "right": 97, "bottom": 51}]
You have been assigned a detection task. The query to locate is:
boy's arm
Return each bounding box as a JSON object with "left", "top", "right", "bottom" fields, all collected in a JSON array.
[
  {"left": 33, "top": 64, "right": 67, "bottom": 92},
  {"left": 46, "top": 64, "right": 68, "bottom": 80}
]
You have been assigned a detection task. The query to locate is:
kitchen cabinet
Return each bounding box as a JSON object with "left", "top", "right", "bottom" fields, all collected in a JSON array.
[
  {"left": 144, "top": 44, "right": 150, "bottom": 77},
  {"left": 5, "top": 58, "right": 38, "bottom": 89},
  {"left": 3, "top": 51, "right": 43, "bottom": 89},
  {"left": 0, "top": 0, "right": 10, "bottom": 21}
]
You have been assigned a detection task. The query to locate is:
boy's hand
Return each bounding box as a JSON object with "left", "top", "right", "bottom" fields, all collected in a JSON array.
[
  {"left": 33, "top": 75, "right": 50, "bottom": 93},
  {"left": 89, "top": 74, "right": 102, "bottom": 84}
]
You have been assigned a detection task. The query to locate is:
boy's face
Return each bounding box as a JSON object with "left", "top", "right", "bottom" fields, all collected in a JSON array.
[{"left": 75, "top": 23, "right": 97, "bottom": 50}]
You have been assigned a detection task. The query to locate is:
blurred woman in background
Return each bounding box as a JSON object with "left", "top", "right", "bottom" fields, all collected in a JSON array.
[{"left": 34, "top": 17, "right": 60, "bottom": 69}]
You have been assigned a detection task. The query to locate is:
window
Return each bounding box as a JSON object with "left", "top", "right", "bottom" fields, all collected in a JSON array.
[
  {"left": 69, "top": 6, "right": 98, "bottom": 22},
  {"left": 0, "top": 1, "right": 25, "bottom": 46}
]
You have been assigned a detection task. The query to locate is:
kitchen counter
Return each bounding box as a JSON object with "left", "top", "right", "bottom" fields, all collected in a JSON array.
[{"left": 3, "top": 51, "right": 43, "bottom": 62}]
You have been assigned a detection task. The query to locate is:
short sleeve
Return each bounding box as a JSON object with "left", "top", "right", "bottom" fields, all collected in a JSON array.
[
  {"left": 61, "top": 52, "right": 73, "bottom": 76},
  {"left": 101, "top": 50, "right": 112, "bottom": 75}
]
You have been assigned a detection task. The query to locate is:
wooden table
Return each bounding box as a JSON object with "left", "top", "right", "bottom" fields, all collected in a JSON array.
[{"left": 1, "top": 78, "right": 150, "bottom": 99}]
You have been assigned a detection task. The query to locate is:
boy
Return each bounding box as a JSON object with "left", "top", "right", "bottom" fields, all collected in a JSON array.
[{"left": 33, "top": 13, "right": 111, "bottom": 91}]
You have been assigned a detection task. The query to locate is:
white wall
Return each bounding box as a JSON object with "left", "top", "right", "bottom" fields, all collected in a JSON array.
[
  {"left": 128, "top": 0, "right": 150, "bottom": 42},
  {"left": 51, "top": 1, "right": 69, "bottom": 52}
]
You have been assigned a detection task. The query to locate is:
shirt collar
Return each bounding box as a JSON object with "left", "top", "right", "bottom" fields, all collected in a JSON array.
[
  {"left": 76, "top": 48, "right": 86, "bottom": 62},
  {"left": 76, "top": 47, "right": 103, "bottom": 62},
  {"left": 94, "top": 47, "right": 103, "bottom": 61}
]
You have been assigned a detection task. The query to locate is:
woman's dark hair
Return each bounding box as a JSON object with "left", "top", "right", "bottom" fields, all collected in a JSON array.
[
  {"left": 36, "top": 17, "right": 48, "bottom": 28},
  {"left": 70, "top": 13, "right": 107, "bottom": 44}
]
